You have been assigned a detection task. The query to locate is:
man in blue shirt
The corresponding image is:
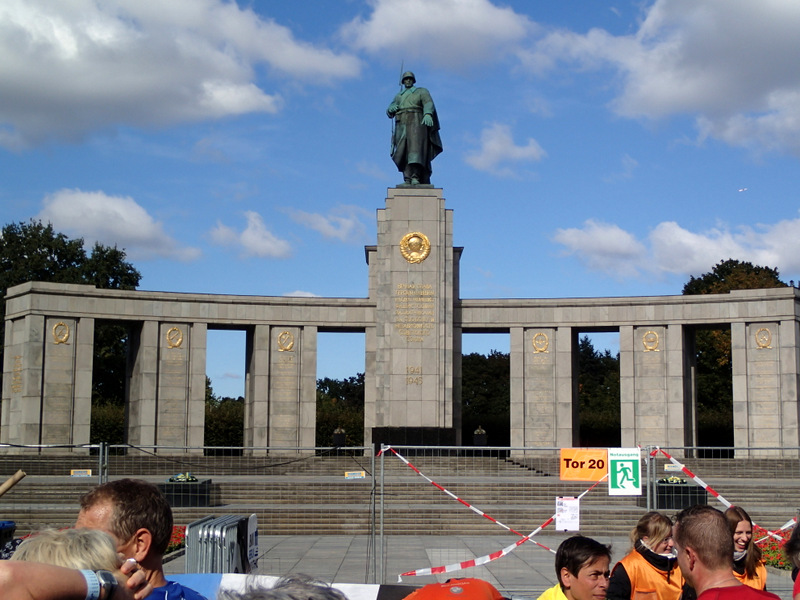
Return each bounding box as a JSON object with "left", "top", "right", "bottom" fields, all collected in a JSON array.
[{"left": 75, "top": 478, "right": 207, "bottom": 600}]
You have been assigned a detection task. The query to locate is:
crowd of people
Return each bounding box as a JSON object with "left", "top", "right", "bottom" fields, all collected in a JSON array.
[
  {"left": 0, "top": 479, "right": 797, "bottom": 600},
  {"left": 537, "top": 504, "right": 792, "bottom": 600}
]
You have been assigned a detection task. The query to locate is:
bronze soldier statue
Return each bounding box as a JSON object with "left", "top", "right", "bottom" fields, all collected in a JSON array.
[{"left": 386, "top": 71, "right": 443, "bottom": 185}]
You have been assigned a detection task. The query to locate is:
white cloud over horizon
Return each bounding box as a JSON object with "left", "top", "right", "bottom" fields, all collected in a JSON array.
[
  {"left": 0, "top": 0, "right": 361, "bottom": 148},
  {"left": 209, "top": 211, "right": 291, "bottom": 258},
  {"left": 37, "top": 189, "right": 200, "bottom": 261},
  {"left": 523, "top": 0, "right": 800, "bottom": 157},
  {"left": 554, "top": 216, "right": 800, "bottom": 280}
]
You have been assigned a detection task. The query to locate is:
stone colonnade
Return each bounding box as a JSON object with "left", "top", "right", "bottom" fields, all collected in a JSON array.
[{"left": 3, "top": 187, "right": 800, "bottom": 454}]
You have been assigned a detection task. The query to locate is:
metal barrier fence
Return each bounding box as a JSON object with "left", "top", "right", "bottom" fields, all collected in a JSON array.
[{"left": 1, "top": 443, "right": 799, "bottom": 586}]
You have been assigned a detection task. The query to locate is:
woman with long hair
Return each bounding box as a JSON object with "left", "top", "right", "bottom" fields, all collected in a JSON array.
[
  {"left": 608, "top": 511, "right": 686, "bottom": 600},
  {"left": 724, "top": 506, "right": 767, "bottom": 590}
]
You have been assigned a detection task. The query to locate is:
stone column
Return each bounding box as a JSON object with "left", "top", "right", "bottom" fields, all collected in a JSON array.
[
  {"left": 70, "top": 317, "right": 95, "bottom": 448},
  {"left": 127, "top": 320, "right": 158, "bottom": 447},
  {"left": 298, "top": 325, "right": 317, "bottom": 448},
  {"left": 509, "top": 327, "right": 524, "bottom": 448},
  {"left": 154, "top": 322, "right": 205, "bottom": 451},
  {"left": 187, "top": 322, "right": 207, "bottom": 449},
  {"left": 733, "top": 322, "right": 783, "bottom": 455},
  {"left": 517, "top": 327, "right": 573, "bottom": 448},
  {"left": 1, "top": 314, "right": 45, "bottom": 447},
  {"left": 268, "top": 326, "right": 314, "bottom": 452},
  {"left": 779, "top": 319, "right": 800, "bottom": 454},
  {"left": 245, "top": 324, "right": 270, "bottom": 452},
  {"left": 619, "top": 325, "right": 635, "bottom": 447},
  {"left": 555, "top": 327, "right": 577, "bottom": 447},
  {"left": 665, "top": 324, "right": 687, "bottom": 447},
  {"left": 368, "top": 186, "right": 457, "bottom": 445}
]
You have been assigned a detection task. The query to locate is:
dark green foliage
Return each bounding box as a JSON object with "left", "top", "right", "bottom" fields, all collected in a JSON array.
[
  {"left": 316, "top": 373, "right": 364, "bottom": 446},
  {"left": 204, "top": 377, "right": 244, "bottom": 449},
  {"left": 90, "top": 403, "right": 125, "bottom": 445},
  {"left": 577, "top": 336, "right": 620, "bottom": 447},
  {"left": 683, "top": 259, "right": 786, "bottom": 296},
  {"left": 461, "top": 350, "right": 510, "bottom": 446},
  {"left": 683, "top": 259, "right": 786, "bottom": 446}
]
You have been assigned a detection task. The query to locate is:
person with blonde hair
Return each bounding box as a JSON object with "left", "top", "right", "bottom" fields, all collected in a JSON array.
[
  {"left": 608, "top": 511, "right": 686, "bottom": 600},
  {"left": 11, "top": 528, "right": 122, "bottom": 572},
  {"left": 1, "top": 527, "right": 150, "bottom": 600},
  {"left": 724, "top": 506, "right": 767, "bottom": 590}
]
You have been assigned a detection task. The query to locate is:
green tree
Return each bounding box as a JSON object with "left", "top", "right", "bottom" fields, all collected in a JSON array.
[
  {"left": 316, "top": 373, "right": 364, "bottom": 446},
  {"left": 683, "top": 259, "right": 787, "bottom": 446},
  {"left": 461, "top": 350, "right": 510, "bottom": 446},
  {"left": 204, "top": 376, "right": 244, "bottom": 451},
  {"left": 577, "top": 336, "right": 620, "bottom": 447},
  {"left": 1, "top": 220, "right": 141, "bottom": 444}
]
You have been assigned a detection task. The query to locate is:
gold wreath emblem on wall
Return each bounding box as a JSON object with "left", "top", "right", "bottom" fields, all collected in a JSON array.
[
  {"left": 755, "top": 327, "right": 772, "bottom": 349},
  {"left": 532, "top": 332, "right": 549, "bottom": 353},
  {"left": 52, "top": 321, "right": 70, "bottom": 345},
  {"left": 642, "top": 330, "right": 659, "bottom": 352},
  {"left": 278, "top": 330, "right": 295, "bottom": 352},
  {"left": 400, "top": 232, "right": 431, "bottom": 264},
  {"left": 166, "top": 327, "right": 183, "bottom": 349}
]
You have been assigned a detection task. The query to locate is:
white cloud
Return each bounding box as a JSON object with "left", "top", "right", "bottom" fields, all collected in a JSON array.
[
  {"left": 209, "top": 211, "right": 291, "bottom": 258},
  {"left": 524, "top": 0, "right": 800, "bottom": 156},
  {"left": 37, "top": 189, "right": 200, "bottom": 261},
  {"left": 553, "top": 216, "right": 800, "bottom": 280},
  {"left": 287, "top": 206, "right": 368, "bottom": 243},
  {"left": 464, "top": 123, "right": 546, "bottom": 176},
  {"left": 553, "top": 219, "right": 647, "bottom": 278},
  {"left": 0, "top": 0, "right": 361, "bottom": 148},
  {"left": 341, "top": 0, "right": 533, "bottom": 68}
]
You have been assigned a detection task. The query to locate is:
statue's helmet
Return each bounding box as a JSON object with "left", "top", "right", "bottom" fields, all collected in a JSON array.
[{"left": 400, "top": 71, "right": 416, "bottom": 84}]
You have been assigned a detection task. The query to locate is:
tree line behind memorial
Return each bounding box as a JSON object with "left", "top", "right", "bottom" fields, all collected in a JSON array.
[{"left": 0, "top": 220, "right": 789, "bottom": 449}]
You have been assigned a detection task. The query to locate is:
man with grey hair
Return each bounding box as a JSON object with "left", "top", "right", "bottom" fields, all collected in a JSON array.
[
  {"left": 218, "top": 574, "right": 348, "bottom": 600},
  {"left": 673, "top": 504, "right": 779, "bottom": 600}
]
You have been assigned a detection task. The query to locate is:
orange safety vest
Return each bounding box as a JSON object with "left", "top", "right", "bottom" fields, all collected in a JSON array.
[
  {"left": 616, "top": 549, "right": 684, "bottom": 600},
  {"left": 733, "top": 560, "right": 767, "bottom": 590}
]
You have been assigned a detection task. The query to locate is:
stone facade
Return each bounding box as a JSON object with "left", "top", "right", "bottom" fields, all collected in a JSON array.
[{"left": 3, "top": 188, "right": 800, "bottom": 454}]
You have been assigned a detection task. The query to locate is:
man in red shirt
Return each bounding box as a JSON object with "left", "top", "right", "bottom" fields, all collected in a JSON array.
[{"left": 673, "top": 505, "right": 779, "bottom": 600}]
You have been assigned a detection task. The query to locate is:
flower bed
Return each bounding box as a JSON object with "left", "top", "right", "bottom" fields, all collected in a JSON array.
[
  {"left": 166, "top": 525, "right": 186, "bottom": 554},
  {"left": 756, "top": 524, "right": 793, "bottom": 570}
]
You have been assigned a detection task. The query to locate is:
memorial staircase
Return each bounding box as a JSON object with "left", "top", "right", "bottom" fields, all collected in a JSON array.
[{"left": 0, "top": 454, "right": 797, "bottom": 539}]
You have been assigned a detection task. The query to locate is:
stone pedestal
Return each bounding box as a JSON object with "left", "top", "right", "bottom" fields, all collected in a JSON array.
[{"left": 365, "top": 187, "right": 460, "bottom": 446}]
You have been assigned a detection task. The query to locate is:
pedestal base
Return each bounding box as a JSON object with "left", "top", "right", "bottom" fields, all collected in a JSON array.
[{"left": 157, "top": 479, "right": 211, "bottom": 507}]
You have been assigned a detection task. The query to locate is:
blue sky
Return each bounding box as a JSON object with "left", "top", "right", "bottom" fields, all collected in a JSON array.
[{"left": 3, "top": 0, "right": 800, "bottom": 398}]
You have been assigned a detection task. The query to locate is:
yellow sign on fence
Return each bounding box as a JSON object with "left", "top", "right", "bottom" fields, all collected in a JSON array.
[{"left": 559, "top": 448, "right": 607, "bottom": 481}]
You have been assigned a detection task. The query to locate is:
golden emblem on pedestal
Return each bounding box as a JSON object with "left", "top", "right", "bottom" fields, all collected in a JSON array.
[
  {"left": 166, "top": 327, "right": 183, "bottom": 348},
  {"left": 532, "top": 332, "right": 549, "bottom": 353},
  {"left": 755, "top": 327, "right": 772, "bottom": 349},
  {"left": 278, "top": 330, "right": 295, "bottom": 352},
  {"left": 400, "top": 232, "right": 431, "bottom": 264},
  {"left": 52, "top": 321, "right": 70, "bottom": 345},
  {"left": 642, "top": 330, "right": 659, "bottom": 351}
]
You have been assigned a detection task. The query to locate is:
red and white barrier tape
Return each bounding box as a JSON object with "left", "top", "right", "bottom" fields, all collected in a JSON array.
[
  {"left": 379, "top": 447, "right": 607, "bottom": 580},
  {"left": 653, "top": 447, "right": 788, "bottom": 543},
  {"left": 652, "top": 447, "right": 731, "bottom": 508}
]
